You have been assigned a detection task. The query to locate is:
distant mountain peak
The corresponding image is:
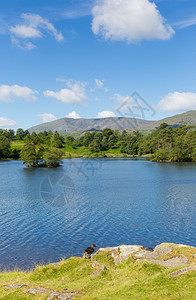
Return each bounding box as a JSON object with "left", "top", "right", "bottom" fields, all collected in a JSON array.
[{"left": 28, "top": 111, "right": 196, "bottom": 134}]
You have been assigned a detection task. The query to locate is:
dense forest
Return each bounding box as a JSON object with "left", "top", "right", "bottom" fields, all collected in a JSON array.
[{"left": 0, "top": 124, "right": 196, "bottom": 165}]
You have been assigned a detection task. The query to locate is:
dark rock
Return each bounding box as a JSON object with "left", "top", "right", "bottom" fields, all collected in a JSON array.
[{"left": 145, "top": 248, "right": 154, "bottom": 252}]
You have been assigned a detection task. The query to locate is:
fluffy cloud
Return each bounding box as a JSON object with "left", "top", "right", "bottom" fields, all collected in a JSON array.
[
  {"left": 92, "top": 0, "right": 174, "bottom": 43},
  {"left": 96, "top": 110, "right": 116, "bottom": 118},
  {"left": 66, "top": 111, "right": 81, "bottom": 119},
  {"left": 11, "top": 36, "right": 36, "bottom": 50},
  {"left": 95, "top": 78, "right": 104, "bottom": 89},
  {"left": 0, "top": 117, "right": 17, "bottom": 128},
  {"left": 10, "top": 25, "right": 42, "bottom": 39},
  {"left": 113, "top": 93, "right": 130, "bottom": 103},
  {"left": 44, "top": 80, "right": 87, "bottom": 105},
  {"left": 10, "top": 13, "right": 64, "bottom": 50},
  {"left": 158, "top": 92, "right": 196, "bottom": 112},
  {"left": 0, "top": 84, "right": 38, "bottom": 103},
  {"left": 37, "top": 113, "right": 57, "bottom": 123}
]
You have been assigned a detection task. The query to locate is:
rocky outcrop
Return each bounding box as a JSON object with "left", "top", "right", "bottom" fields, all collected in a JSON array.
[
  {"left": 98, "top": 245, "right": 142, "bottom": 265},
  {"left": 5, "top": 284, "right": 29, "bottom": 290},
  {"left": 5, "top": 285, "right": 77, "bottom": 299},
  {"left": 168, "top": 266, "right": 196, "bottom": 277},
  {"left": 96, "top": 243, "right": 196, "bottom": 273}
]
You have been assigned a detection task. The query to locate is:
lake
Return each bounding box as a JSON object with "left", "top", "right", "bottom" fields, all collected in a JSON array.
[{"left": 0, "top": 158, "right": 196, "bottom": 270}]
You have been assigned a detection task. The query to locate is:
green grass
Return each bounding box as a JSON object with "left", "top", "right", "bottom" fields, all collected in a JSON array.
[
  {"left": 0, "top": 252, "right": 196, "bottom": 299},
  {"left": 9, "top": 140, "right": 151, "bottom": 160},
  {"left": 10, "top": 140, "right": 25, "bottom": 150}
]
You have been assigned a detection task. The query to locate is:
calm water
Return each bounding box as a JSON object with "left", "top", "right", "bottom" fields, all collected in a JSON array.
[{"left": 0, "top": 158, "right": 196, "bottom": 270}]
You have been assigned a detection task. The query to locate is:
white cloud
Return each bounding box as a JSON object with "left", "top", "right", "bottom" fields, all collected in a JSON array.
[
  {"left": 96, "top": 110, "right": 116, "bottom": 118},
  {"left": 0, "top": 84, "right": 38, "bottom": 103},
  {"left": 174, "top": 17, "right": 196, "bottom": 29},
  {"left": 37, "top": 113, "right": 57, "bottom": 123},
  {"left": 92, "top": 0, "right": 174, "bottom": 43},
  {"left": 66, "top": 111, "right": 81, "bottom": 119},
  {"left": 10, "top": 25, "right": 42, "bottom": 39},
  {"left": 95, "top": 78, "right": 104, "bottom": 89},
  {"left": 113, "top": 93, "right": 130, "bottom": 103},
  {"left": 10, "top": 13, "right": 64, "bottom": 50},
  {"left": 56, "top": 78, "right": 67, "bottom": 83},
  {"left": 44, "top": 80, "right": 88, "bottom": 105},
  {"left": 0, "top": 117, "right": 17, "bottom": 128},
  {"left": 11, "top": 36, "right": 36, "bottom": 50},
  {"left": 158, "top": 92, "right": 196, "bottom": 112},
  {"left": 94, "top": 78, "right": 108, "bottom": 92}
]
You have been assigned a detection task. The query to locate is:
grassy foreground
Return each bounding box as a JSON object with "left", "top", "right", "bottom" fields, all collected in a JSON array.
[{"left": 0, "top": 250, "right": 196, "bottom": 299}]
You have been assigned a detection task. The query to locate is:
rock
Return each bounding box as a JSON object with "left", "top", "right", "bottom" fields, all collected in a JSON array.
[
  {"left": 168, "top": 266, "right": 196, "bottom": 277},
  {"left": 98, "top": 245, "right": 141, "bottom": 265},
  {"left": 177, "top": 244, "right": 194, "bottom": 248},
  {"left": 119, "top": 245, "right": 141, "bottom": 259},
  {"left": 48, "top": 292, "right": 77, "bottom": 300},
  {"left": 97, "top": 243, "right": 196, "bottom": 269},
  {"left": 26, "top": 287, "right": 77, "bottom": 299},
  {"left": 26, "top": 287, "right": 52, "bottom": 295},
  {"left": 134, "top": 250, "right": 159, "bottom": 260},
  {"left": 145, "top": 255, "right": 188, "bottom": 268},
  {"left": 154, "top": 244, "right": 173, "bottom": 256},
  {"left": 92, "top": 261, "right": 101, "bottom": 268},
  {"left": 134, "top": 244, "right": 173, "bottom": 260},
  {"left": 5, "top": 283, "right": 29, "bottom": 290},
  {"left": 90, "top": 265, "right": 107, "bottom": 276}
]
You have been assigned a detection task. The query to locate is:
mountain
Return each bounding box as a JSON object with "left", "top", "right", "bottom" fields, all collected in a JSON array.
[
  {"left": 28, "top": 111, "right": 196, "bottom": 134},
  {"left": 139, "top": 111, "right": 196, "bottom": 130},
  {"left": 28, "top": 117, "right": 152, "bottom": 134}
]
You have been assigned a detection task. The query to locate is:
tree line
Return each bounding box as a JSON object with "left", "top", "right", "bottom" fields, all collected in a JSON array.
[
  {"left": 1, "top": 124, "right": 196, "bottom": 165},
  {"left": 66, "top": 124, "right": 196, "bottom": 162}
]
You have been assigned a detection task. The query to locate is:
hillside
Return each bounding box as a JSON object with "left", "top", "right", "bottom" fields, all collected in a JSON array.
[
  {"left": 28, "top": 111, "right": 196, "bottom": 134},
  {"left": 28, "top": 117, "right": 152, "bottom": 134},
  {"left": 139, "top": 110, "right": 196, "bottom": 130}
]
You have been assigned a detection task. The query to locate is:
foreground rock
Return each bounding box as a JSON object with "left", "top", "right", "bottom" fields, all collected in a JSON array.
[
  {"left": 98, "top": 245, "right": 142, "bottom": 265},
  {"left": 25, "top": 287, "right": 77, "bottom": 299},
  {"left": 5, "top": 284, "right": 29, "bottom": 290},
  {"left": 97, "top": 243, "right": 196, "bottom": 273},
  {"left": 4, "top": 285, "right": 77, "bottom": 299},
  {"left": 168, "top": 266, "right": 196, "bottom": 277}
]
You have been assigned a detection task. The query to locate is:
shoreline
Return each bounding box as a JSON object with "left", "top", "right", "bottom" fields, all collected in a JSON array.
[{"left": 0, "top": 243, "right": 195, "bottom": 299}]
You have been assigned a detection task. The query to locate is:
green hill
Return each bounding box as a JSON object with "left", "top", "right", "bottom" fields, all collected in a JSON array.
[{"left": 139, "top": 111, "right": 196, "bottom": 130}]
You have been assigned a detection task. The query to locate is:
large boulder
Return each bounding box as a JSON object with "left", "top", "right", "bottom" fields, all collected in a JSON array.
[{"left": 98, "top": 245, "right": 142, "bottom": 265}]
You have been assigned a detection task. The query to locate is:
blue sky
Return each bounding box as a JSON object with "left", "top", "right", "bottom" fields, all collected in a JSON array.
[{"left": 0, "top": 0, "right": 196, "bottom": 129}]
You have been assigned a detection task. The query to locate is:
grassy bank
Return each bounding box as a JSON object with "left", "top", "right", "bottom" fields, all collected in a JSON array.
[
  {"left": 0, "top": 245, "right": 196, "bottom": 299},
  {"left": 10, "top": 141, "right": 133, "bottom": 159}
]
